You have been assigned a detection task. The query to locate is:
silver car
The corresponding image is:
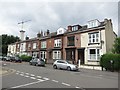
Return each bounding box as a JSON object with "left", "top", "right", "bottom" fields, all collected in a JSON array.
[{"left": 53, "top": 60, "right": 78, "bottom": 71}]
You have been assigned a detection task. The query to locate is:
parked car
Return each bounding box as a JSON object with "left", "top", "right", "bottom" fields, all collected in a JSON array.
[
  {"left": 2, "top": 56, "right": 7, "bottom": 61},
  {"left": 6, "top": 56, "right": 12, "bottom": 61},
  {"left": 29, "top": 58, "right": 45, "bottom": 67},
  {"left": 14, "top": 57, "right": 22, "bottom": 63},
  {"left": 0, "top": 56, "right": 3, "bottom": 60},
  {"left": 53, "top": 60, "right": 78, "bottom": 71}
]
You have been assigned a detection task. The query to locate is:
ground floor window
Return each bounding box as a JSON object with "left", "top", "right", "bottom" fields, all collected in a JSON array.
[
  {"left": 53, "top": 51, "right": 61, "bottom": 59},
  {"left": 32, "top": 52, "right": 39, "bottom": 58},
  {"left": 88, "top": 48, "right": 100, "bottom": 61},
  {"left": 40, "top": 51, "right": 46, "bottom": 59}
]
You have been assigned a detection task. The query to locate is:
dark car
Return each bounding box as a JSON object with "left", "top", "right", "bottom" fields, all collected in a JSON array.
[
  {"left": 2, "top": 56, "right": 7, "bottom": 61},
  {"left": 6, "top": 56, "right": 12, "bottom": 61},
  {"left": 29, "top": 58, "right": 45, "bottom": 67},
  {"left": 11, "top": 56, "right": 22, "bottom": 63}
]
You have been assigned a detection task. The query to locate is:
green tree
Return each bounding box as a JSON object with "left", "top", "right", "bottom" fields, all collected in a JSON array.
[
  {"left": 112, "top": 37, "right": 120, "bottom": 54},
  {"left": 0, "top": 34, "right": 20, "bottom": 55}
]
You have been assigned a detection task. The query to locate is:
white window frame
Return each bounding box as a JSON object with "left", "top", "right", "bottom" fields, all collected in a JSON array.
[
  {"left": 54, "top": 39, "right": 61, "bottom": 47},
  {"left": 72, "top": 26, "right": 78, "bottom": 31},
  {"left": 40, "top": 51, "right": 46, "bottom": 59},
  {"left": 53, "top": 51, "right": 61, "bottom": 59},
  {"left": 89, "top": 32, "right": 100, "bottom": 43},
  {"left": 28, "top": 43, "right": 31, "bottom": 48},
  {"left": 41, "top": 41, "right": 46, "bottom": 48},
  {"left": 17, "top": 44, "right": 20, "bottom": 49},
  {"left": 88, "top": 48, "right": 100, "bottom": 61},
  {"left": 33, "top": 43, "right": 37, "bottom": 49}
]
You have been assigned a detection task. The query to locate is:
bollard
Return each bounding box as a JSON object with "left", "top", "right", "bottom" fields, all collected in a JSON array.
[{"left": 78, "top": 59, "right": 81, "bottom": 68}]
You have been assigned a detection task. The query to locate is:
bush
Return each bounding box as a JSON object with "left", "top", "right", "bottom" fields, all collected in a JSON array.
[
  {"left": 100, "top": 53, "right": 120, "bottom": 71},
  {"left": 20, "top": 55, "right": 32, "bottom": 62}
]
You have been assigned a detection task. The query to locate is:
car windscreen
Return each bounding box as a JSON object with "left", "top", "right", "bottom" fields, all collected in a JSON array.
[{"left": 66, "top": 60, "right": 71, "bottom": 64}]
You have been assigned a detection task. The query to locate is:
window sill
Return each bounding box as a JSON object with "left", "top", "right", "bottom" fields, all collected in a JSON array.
[
  {"left": 88, "top": 60, "right": 100, "bottom": 62},
  {"left": 67, "top": 45, "right": 75, "bottom": 46},
  {"left": 54, "top": 46, "right": 61, "bottom": 48},
  {"left": 88, "top": 43, "right": 100, "bottom": 45}
]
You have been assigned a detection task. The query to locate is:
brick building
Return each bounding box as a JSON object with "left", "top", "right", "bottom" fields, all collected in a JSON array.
[{"left": 7, "top": 18, "right": 117, "bottom": 65}]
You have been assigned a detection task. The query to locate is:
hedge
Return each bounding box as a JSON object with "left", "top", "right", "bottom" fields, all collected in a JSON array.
[
  {"left": 100, "top": 53, "right": 120, "bottom": 71},
  {"left": 20, "top": 55, "right": 32, "bottom": 62}
]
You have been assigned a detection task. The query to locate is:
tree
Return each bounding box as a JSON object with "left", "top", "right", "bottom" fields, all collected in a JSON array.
[
  {"left": 112, "top": 37, "right": 120, "bottom": 54},
  {"left": 0, "top": 34, "right": 20, "bottom": 55}
]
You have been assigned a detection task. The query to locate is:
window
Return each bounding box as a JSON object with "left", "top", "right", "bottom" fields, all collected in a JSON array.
[
  {"left": 41, "top": 41, "right": 46, "bottom": 48},
  {"left": 33, "top": 43, "right": 37, "bottom": 49},
  {"left": 57, "top": 61, "right": 65, "bottom": 63},
  {"left": 53, "top": 51, "right": 61, "bottom": 59},
  {"left": 28, "top": 43, "right": 31, "bottom": 49},
  {"left": 87, "top": 20, "right": 100, "bottom": 28},
  {"left": 89, "top": 32, "right": 99, "bottom": 44},
  {"left": 67, "top": 36, "right": 75, "bottom": 46},
  {"left": 40, "top": 51, "right": 46, "bottom": 59},
  {"left": 72, "top": 26, "right": 78, "bottom": 31},
  {"left": 88, "top": 48, "right": 100, "bottom": 61},
  {"left": 54, "top": 39, "right": 61, "bottom": 47},
  {"left": 17, "top": 44, "right": 20, "bottom": 49}
]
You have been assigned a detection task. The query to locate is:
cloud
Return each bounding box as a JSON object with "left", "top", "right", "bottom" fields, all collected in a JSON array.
[{"left": 0, "top": 1, "right": 118, "bottom": 38}]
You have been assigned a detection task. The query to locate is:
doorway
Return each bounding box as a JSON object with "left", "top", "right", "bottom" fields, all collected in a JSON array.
[{"left": 78, "top": 48, "right": 85, "bottom": 65}]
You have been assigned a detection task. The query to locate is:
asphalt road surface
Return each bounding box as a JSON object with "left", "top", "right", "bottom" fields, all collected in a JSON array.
[{"left": 1, "top": 61, "right": 118, "bottom": 89}]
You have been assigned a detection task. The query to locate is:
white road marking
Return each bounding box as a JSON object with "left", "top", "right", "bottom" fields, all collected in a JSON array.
[
  {"left": 75, "top": 86, "right": 80, "bottom": 88},
  {"left": 11, "top": 80, "right": 43, "bottom": 88},
  {"left": 52, "top": 80, "right": 59, "bottom": 83},
  {"left": 25, "top": 73, "right": 29, "bottom": 75},
  {"left": 30, "top": 77, "right": 36, "bottom": 79},
  {"left": 24, "top": 75, "right": 29, "bottom": 78},
  {"left": 43, "top": 77, "right": 49, "bottom": 80},
  {"left": 62, "top": 82, "right": 71, "bottom": 86},
  {"left": 30, "top": 74, "right": 35, "bottom": 76},
  {"left": 37, "top": 76, "right": 42, "bottom": 78},
  {"left": 16, "top": 71, "right": 20, "bottom": 73},
  {"left": 37, "top": 79, "right": 45, "bottom": 81},
  {"left": 20, "top": 74, "right": 24, "bottom": 76}
]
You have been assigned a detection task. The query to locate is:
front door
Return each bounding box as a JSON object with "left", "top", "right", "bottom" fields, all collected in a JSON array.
[
  {"left": 78, "top": 49, "right": 85, "bottom": 65},
  {"left": 66, "top": 49, "right": 75, "bottom": 64}
]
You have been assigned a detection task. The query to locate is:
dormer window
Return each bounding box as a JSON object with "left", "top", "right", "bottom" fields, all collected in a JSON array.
[
  {"left": 87, "top": 19, "right": 100, "bottom": 28},
  {"left": 57, "top": 28, "right": 65, "bottom": 35},
  {"left": 72, "top": 26, "right": 78, "bottom": 31}
]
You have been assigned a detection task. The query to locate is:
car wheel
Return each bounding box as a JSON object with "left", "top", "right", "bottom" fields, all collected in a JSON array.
[
  {"left": 53, "top": 65, "right": 57, "bottom": 69},
  {"left": 67, "top": 66, "right": 71, "bottom": 71}
]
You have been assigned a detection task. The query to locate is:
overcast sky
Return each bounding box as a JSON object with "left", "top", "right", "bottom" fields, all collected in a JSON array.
[{"left": 0, "top": 1, "right": 119, "bottom": 38}]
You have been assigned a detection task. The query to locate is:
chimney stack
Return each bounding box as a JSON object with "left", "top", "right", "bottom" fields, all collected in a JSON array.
[
  {"left": 37, "top": 32, "right": 41, "bottom": 38},
  {"left": 20, "top": 30, "right": 25, "bottom": 41},
  {"left": 67, "top": 25, "right": 72, "bottom": 32},
  {"left": 25, "top": 36, "right": 29, "bottom": 40},
  {"left": 47, "top": 29, "right": 50, "bottom": 35}
]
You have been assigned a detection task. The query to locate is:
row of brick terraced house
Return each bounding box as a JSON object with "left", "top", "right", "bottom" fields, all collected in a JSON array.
[{"left": 7, "top": 18, "right": 117, "bottom": 65}]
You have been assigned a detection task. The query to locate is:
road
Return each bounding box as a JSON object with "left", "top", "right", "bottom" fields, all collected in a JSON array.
[{"left": 1, "top": 61, "right": 118, "bottom": 89}]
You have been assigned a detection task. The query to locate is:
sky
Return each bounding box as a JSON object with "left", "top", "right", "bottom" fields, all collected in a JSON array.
[{"left": 0, "top": 0, "right": 119, "bottom": 39}]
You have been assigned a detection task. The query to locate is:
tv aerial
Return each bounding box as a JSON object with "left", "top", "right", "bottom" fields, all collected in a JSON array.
[{"left": 18, "top": 20, "right": 31, "bottom": 30}]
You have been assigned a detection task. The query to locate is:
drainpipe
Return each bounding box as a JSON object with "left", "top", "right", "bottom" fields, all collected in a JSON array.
[{"left": 100, "top": 29, "right": 102, "bottom": 49}]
